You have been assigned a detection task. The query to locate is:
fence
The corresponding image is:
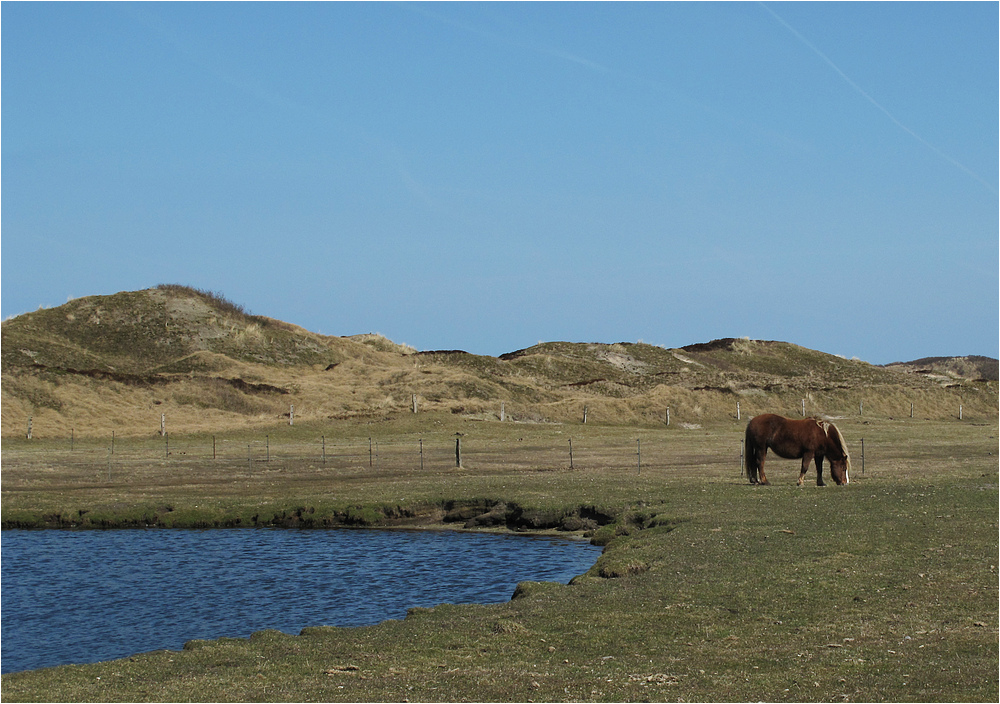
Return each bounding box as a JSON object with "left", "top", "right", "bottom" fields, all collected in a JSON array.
[
  {"left": 2, "top": 431, "right": 758, "bottom": 486},
  {"left": 5, "top": 417, "right": 931, "bottom": 490}
]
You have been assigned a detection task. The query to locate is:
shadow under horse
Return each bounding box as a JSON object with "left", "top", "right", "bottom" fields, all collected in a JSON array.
[{"left": 744, "top": 414, "right": 851, "bottom": 486}]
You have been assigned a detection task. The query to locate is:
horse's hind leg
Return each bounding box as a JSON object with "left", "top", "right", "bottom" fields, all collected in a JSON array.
[
  {"left": 758, "top": 451, "right": 770, "bottom": 485},
  {"left": 745, "top": 443, "right": 760, "bottom": 484}
]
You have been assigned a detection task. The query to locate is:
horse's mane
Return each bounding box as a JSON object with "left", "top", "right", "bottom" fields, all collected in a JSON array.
[
  {"left": 810, "top": 417, "right": 851, "bottom": 465},
  {"left": 822, "top": 419, "right": 852, "bottom": 470}
]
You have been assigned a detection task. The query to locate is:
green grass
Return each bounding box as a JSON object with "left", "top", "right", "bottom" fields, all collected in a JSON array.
[{"left": 1, "top": 415, "right": 997, "bottom": 702}]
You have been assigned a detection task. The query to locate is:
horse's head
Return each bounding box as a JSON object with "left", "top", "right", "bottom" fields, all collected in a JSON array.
[{"left": 829, "top": 455, "right": 850, "bottom": 485}]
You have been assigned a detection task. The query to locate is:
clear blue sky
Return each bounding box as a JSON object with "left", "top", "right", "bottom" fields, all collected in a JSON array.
[{"left": 3, "top": 2, "right": 997, "bottom": 364}]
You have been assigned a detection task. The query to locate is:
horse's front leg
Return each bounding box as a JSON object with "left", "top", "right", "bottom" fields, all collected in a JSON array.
[
  {"left": 815, "top": 455, "right": 826, "bottom": 486},
  {"left": 797, "top": 452, "right": 814, "bottom": 486}
]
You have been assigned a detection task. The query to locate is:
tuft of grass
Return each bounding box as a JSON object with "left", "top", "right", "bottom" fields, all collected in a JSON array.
[{"left": 154, "top": 284, "right": 265, "bottom": 325}]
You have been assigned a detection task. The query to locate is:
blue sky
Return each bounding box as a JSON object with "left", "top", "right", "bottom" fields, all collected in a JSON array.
[{"left": 3, "top": 2, "right": 997, "bottom": 364}]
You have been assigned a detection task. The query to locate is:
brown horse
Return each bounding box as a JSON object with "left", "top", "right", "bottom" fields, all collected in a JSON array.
[{"left": 744, "top": 414, "right": 851, "bottom": 486}]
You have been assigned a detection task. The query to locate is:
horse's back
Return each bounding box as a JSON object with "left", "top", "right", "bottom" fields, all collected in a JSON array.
[
  {"left": 747, "top": 413, "right": 821, "bottom": 459},
  {"left": 746, "top": 413, "right": 786, "bottom": 440}
]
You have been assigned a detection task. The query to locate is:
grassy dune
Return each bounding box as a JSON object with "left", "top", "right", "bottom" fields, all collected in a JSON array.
[
  {"left": 3, "top": 287, "right": 996, "bottom": 440},
  {"left": 1, "top": 414, "right": 997, "bottom": 702}
]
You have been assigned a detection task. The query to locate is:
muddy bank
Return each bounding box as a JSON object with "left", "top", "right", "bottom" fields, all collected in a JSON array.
[{"left": 1, "top": 500, "right": 619, "bottom": 540}]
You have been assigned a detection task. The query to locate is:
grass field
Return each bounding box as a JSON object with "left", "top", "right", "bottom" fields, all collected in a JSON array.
[{"left": 1, "top": 412, "right": 997, "bottom": 702}]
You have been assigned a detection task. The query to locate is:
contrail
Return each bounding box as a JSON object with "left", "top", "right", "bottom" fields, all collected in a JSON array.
[{"left": 759, "top": 2, "right": 995, "bottom": 192}]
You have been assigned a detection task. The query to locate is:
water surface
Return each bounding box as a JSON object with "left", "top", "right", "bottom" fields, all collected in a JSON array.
[{"left": 1, "top": 528, "right": 602, "bottom": 674}]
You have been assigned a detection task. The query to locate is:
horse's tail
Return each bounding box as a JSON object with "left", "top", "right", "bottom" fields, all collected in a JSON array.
[{"left": 744, "top": 421, "right": 759, "bottom": 482}]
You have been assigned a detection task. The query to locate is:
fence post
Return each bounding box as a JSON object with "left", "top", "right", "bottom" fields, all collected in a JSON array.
[
  {"left": 419, "top": 438, "right": 424, "bottom": 470},
  {"left": 569, "top": 438, "right": 574, "bottom": 469},
  {"left": 369, "top": 437, "right": 373, "bottom": 467},
  {"left": 859, "top": 401, "right": 863, "bottom": 416},
  {"left": 740, "top": 439, "right": 745, "bottom": 477},
  {"left": 959, "top": 404, "right": 963, "bottom": 420},
  {"left": 636, "top": 439, "right": 641, "bottom": 475},
  {"left": 583, "top": 406, "right": 588, "bottom": 424},
  {"left": 289, "top": 405, "right": 294, "bottom": 426},
  {"left": 737, "top": 401, "right": 741, "bottom": 421},
  {"left": 666, "top": 407, "right": 670, "bottom": 426},
  {"left": 500, "top": 402, "right": 505, "bottom": 422},
  {"left": 266, "top": 435, "right": 270, "bottom": 462},
  {"left": 455, "top": 437, "right": 462, "bottom": 468},
  {"left": 322, "top": 436, "right": 326, "bottom": 465},
  {"left": 412, "top": 394, "right": 418, "bottom": 414},
  {"left": 71, "top": 428, "right": 74, "bottom": 451},
  {"left": 161, "top": 413, "right": 166, "bottom": 437},
  {"left": 213, "top": 436, "right": 217, "bottom": 460},
  {"left": 801, "top": 399, "right": 806, "bottom": 417},
  {"left": 910, "top": 402, "right": 913, "bottom": 418},
  {"left": 27, "top": 417, "right": 32, "bottom": 440}
]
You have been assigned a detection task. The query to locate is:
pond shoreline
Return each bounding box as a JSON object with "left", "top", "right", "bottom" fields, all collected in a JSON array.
[{"left": 0, "top": 499, "right": 619, "bottom": 544}]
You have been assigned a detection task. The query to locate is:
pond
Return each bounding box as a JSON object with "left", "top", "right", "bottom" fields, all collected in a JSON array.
[{"left": 1, "top": 528, "right": 603, "bottom": 674}]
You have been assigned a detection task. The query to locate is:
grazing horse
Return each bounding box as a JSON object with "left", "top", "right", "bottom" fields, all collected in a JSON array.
[{"left": 744, "top": 414, "right": 851, "bottom": 486}]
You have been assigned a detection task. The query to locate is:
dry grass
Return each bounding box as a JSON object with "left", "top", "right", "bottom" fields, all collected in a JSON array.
[{"left": 3, "top": 288, "right": 996, "bottom": 441}]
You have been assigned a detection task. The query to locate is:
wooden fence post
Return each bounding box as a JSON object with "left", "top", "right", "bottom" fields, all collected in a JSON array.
[
  {"left": 636, "top": 439, "right": 641, "bottom": 475},
  {"left": 666, "top": 407, "right": 670, "bottom": 426},
  {"left": 583, "top": 406, "right": 588, "bottom": 424},
  {"left": 455, "top": 437, "right": 462, "bottom": 467},
  {"left": 569, "top": 438, "right": 574, "bottom": 469},
  {"left": 289, "top": 405, "right": 294, "bottom": 426},
  {"left": 737, "top": 401, "right": 741, "bottom": 421},
  {"left": 500, "top": 402, "right": 505, "bottom": 422},
  {"left": 27, "top": 416, "right": 32, "bottom": 440}
]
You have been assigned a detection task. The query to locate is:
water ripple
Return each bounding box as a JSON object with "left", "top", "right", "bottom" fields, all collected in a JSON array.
[{"left": 1, "top": 529, "right": 602, "bottom": 673}]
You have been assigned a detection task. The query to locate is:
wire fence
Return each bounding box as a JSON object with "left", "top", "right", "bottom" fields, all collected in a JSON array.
[
  {"left": 11, "top": 416, "right": 955, "bottom": 490},
  {"left": 3, "top": 431, "right": 759, "bottom": 487}
]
